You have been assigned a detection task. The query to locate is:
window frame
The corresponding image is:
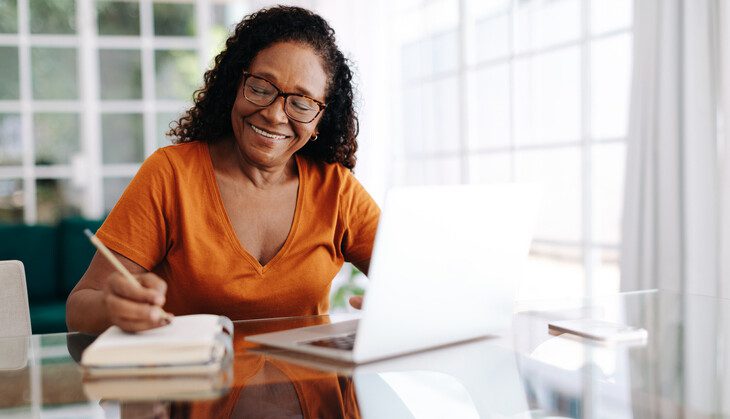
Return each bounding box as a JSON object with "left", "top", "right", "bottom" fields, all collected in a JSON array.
[
  {"left": 0, "top": 0, "right": 217, "bottom": 223},
  {"left": 392, "top": 0, "right": 632, "bottom": 297}
]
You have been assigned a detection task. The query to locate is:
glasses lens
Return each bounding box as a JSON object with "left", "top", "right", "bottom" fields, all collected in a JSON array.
[
  {"left": 285, "top": 96, "right": 319, "bottom": 122},
  {"left": 243, "top": 76, "right": 276, "bottom": 105}
]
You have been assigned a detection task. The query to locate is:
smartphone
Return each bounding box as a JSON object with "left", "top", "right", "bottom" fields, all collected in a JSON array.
[{"left": 548, "top": 318, "right": 648, "bottom": 342}]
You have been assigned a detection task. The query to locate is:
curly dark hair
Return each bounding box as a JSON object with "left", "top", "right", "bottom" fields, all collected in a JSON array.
[{"left": 169, "top": 6, "right": 359, "bottom": 169}]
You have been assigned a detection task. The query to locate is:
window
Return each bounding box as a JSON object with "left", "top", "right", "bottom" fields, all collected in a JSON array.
[
  {"left": 0, "top": 0, "right": 236, "bottom": 225},
  {"left": 392, "top": 0, "right": 633, "bottom": 298}
]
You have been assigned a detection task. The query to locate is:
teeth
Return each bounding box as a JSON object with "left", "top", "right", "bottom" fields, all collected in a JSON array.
[{"left": 251, "top": 124, "right": 287, "bottom": 140}]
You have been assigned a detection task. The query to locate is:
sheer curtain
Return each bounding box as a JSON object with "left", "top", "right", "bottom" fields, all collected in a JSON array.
[
  {"left": 622, "top": 1, "right": 730, "bottom": 415},
  {"left": 720, "top": 0, "right": 730, "bottom": 300},
  {"left": 621, "top": 0, "right": 729, "bottom": 298}
]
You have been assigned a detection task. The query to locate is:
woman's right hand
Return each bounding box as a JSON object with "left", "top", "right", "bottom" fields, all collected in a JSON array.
[{"left": 102, "top": 271, "right": 172, "bottom": 332}]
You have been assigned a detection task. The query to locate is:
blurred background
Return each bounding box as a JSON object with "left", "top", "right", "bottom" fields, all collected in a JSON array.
[{"left": 1, "top": 0, "right": 726, "bottom": 320}]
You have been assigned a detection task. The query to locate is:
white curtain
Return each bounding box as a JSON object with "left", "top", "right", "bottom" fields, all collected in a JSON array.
[
  {"left": 720, "top": 0, "right": 730, "bottom": 300},
  {"left": 621, "top": 0, "right": 729, "bottom": 298},
  {"left": 623, "top": 1, "right": 730, "bottom": 415}
]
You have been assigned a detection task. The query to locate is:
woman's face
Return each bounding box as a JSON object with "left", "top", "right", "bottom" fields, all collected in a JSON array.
[{"left": 231, "top": 41, "right": 328, "bottom": 169}]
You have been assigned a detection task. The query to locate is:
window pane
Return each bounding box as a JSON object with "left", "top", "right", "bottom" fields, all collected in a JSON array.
[
  {"left": 419, "top": 82, "right": 438, "bottom": 153},
  {"left": 591, "top": 0, "right": 632, "bottom": 34},
  {"left": 467, "top": 0, "right": 510, "bottom": 19},
  {"left": 514, "top": 47, "right": 580, "bottom": 145},
  {"left": 423, "top": 156, "right": 461, "bottom": 185},
  {"left": 0, "top": 47, "right": 19, "bottom": 99},
  {"left": 402, "top": 84, "right": 425, "bottom": 154},
  {"left": 154, "top": 49, "right": 198, "bottom": 100},
  {"left": 519, "top": 244, "right": 585, "bottom": 300},
  {"left": 591, "top": 142, "right": 626, "bottom": 245},
  {"left": 31, "top": 47, "right": 78, "bottom": 100},
  {"left": 33, "top": 113, "right": 80, "bottom": 165},
  {"left": 0, "top": 179, "right": 23, "bottom": 223},
  {"left": 153, "top": 2, "right": 195, "bottom": 36},
  {"left": 432, "top": 30, "right": 458, "bottom": 75},
  {"left": 514, "top": 0, "right": 580, "bottom": 53},
  {"left": 0, "top": 0, "right": 17, "bottom": 33},
  {"left": 468, "top": 152, "right": 512, "bottom": 184},
  {"left": 30, "top": 0, "right": 76, "bottom": 34},
  {"left": 401, "top": 157, "right": 461, "bottom": 186},
  {"left": 409, "top": 0, "right": 458, "bottom": 40},
  {"left": 431, "top": 75, "right": 460, "bottom": 153},
  {"left": 97, "top": 0, "right": 140, "bottom": 36},
  {"left": 468, "top": 63, "right": 510, "bottom": 150},
  {"left": 474, "top": 13, "right": 509, "bottom": 63},
  {"left": 156, "top": 112, "right": 177, "bottom": 148},
  {"left": 0, "top": 113, "right": 21, "bottom": 166},
  {"left": 592, "top": 247, "right": 620, "bottom": 295},
  {"left": 401, "top": 41, "right": 427, "bottom": 82},
  {"left": 209, "top": 3, "right": 230, "bottom": 58},
  {"left": 515, "top": 147, "right": 581, "bottom": 242},
  {"left": 103, "top": 177, "right": 131, "bottom": 213},
  {"left": 99, "top": 49, "right": 142, "bottom": 100},
  {"left": 36, "top": 178, "right": 81, "bottom": 224},
  {"left": 591, "top": 33, "right": 632, "bottom": 140},
  {"left": 101, "top": 113, "right": 144, "bottom": 164},
  {"left": 409, "top": 78, "right": 460, "bottom": 155}
]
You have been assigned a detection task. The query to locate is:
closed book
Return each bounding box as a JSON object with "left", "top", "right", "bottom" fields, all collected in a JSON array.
[{"left": 81, "top": 314, "right": 233, "bottom": 376}]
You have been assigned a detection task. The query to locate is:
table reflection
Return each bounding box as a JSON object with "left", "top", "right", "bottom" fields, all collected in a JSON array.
[
  {"left": 513, "top": 290, "right": 730, "bottom": 418},
  {"left": 2, "top": 291, "right": 730, "bottom": 418}
]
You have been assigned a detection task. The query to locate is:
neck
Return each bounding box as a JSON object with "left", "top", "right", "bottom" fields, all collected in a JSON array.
[{"left": 228, "top": 141, "right": 295, "bottom": 189}]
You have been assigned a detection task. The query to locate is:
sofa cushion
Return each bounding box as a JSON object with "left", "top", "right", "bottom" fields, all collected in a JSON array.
[
  {"left": 57, "top": 217, "right": 104, "bottom": 297},
  {"left": 0, "top": 224, "right": 58, "bottom": 303},
  {"left": 29, "top": 302, "right": 67, "bottom": 334}
]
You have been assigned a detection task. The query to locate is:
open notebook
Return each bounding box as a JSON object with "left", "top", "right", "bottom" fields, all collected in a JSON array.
[{"left": 80, "top": 314, "right": 233, "bottom": 377}]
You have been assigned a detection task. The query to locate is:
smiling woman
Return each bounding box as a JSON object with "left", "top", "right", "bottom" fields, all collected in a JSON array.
[{"left": 66, "top": 6, "right": 380, "bottom": 335}]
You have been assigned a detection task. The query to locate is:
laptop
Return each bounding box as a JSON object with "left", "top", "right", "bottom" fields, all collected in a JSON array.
[{"left": 245, "top": 183, "right": 540, "bottom": 363}]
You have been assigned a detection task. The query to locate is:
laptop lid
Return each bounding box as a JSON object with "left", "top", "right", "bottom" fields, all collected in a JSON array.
[{"left": 352, "top": 183, "right": 539, "bottom": 363}]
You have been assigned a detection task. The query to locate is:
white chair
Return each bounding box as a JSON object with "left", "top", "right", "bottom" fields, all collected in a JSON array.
[{"left": 0, "top": 260, "right": 31, "bottom": 337}]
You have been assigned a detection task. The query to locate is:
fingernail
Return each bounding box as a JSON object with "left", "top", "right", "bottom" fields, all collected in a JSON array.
[{"left": 150, "top": 307, "right": 160, "bottom": 322}]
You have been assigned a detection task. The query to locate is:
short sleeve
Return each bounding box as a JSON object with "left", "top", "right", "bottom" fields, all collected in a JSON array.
[
  {"left": 96, "top": 149, "right": 176, "bottom": 270},
  {"left": 340, "top": 172, "right": 381, "bottom": 266}
]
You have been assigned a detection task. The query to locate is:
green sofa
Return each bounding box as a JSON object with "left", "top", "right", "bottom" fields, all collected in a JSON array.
[{"left": 0, "top": 217, "right": 104, "bottom": 334}]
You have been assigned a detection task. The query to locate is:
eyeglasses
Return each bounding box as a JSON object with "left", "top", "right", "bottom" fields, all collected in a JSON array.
[{"left": 241, "top": 72, "right": 327, "bottom": 124}]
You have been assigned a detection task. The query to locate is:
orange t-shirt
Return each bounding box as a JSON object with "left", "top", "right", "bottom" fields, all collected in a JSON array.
[{"left": 96, "top": 141, "right": 380, "bottom": 320}]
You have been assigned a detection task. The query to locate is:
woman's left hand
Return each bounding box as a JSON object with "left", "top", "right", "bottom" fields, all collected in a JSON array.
[{"left": 348, "top": 295, "right": 363, "bottom": 310}]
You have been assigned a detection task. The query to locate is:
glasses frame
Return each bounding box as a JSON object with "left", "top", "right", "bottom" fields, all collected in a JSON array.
[{"left": 241, "top": 72, "right": 327, "bottom": 124}]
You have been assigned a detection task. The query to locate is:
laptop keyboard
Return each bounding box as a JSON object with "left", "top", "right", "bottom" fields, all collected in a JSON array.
[{"left": 302, "top": 332, "right": 357, "bottom": 350}]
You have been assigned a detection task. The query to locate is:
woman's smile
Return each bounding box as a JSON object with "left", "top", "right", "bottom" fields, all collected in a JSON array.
[
  {"left": 247, "top": 122, "right": 290, "bottom": 140},
  {"left": 247, "top": 121, "right": 291, "bottom": 141}
]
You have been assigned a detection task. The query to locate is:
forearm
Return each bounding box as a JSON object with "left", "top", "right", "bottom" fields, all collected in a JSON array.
[{"left": 66, "top": 288, "right": 113, "bottom": 334}]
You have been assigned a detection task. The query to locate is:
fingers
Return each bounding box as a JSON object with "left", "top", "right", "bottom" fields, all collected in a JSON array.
[
  {"left": 108, "top": 272, "right": 165, "bottom": 305},
  {"left": 104, "top": 271, "right": 172, "bottom": 332},
  {"left": 138, "top": 273, "right": 168, "bottom": 299},
  {"left": 114, "top": 315, "right": 169, "bottom": 333},
  {"left": 105, "top": 293, "right": 171, "bottom": 331},
  {"left": 349, "top": 295, "right": 363, "bottom": 310}
]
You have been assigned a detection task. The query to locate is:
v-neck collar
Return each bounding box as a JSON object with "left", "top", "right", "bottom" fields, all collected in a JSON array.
[{"left": 202, "top": 142, "right": 305, "bottom": 275}]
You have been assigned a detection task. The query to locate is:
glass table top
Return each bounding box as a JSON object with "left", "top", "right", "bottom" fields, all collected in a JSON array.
[{"left": 1, "top": 290, "right": 728, "bottom": 418}]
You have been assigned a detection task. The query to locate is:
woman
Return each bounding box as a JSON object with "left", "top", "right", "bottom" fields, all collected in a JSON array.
[{"left": 66, "top": 6, "right": 380, "bottom": 334}]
